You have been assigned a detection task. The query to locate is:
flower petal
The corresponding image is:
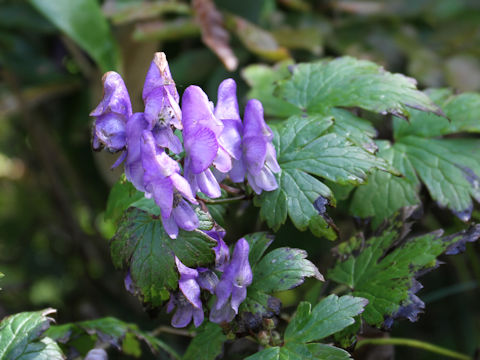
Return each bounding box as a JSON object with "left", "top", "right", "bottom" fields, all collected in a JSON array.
[
  {"left": 248, "top": 167, "right": 278, "bottom": 194},
  {"left": 214, "top": 78, "right": 240, "bottom": 121},
  {"left": 265, "top": 142, "right": 281, "bottom": 173},
  {"left": 171, "top": 304, "right": 193, "bottom": 328},
  {"left": 196, "top": 169, "right": 221, "bottom": 198},
  {"left": 125, "top": 113, "right": 149, "bottom": 191},
  {"left": 193, "top": 307, "right": 205, "bottom": 328},
  {"left": 162, "top": 214, "right": 179, "bottom": 239},
  {"left": 153, "top": 126, "right": 183, "bottom": 154},
  {"left": 197, "top": 268, "right": 219, "bottom": 294},
  {"left": 243, "top": 99, "right": 272, "bottom": 140},
  {"left": 243, "top": 136, "right": 267, "bottom": 175},
  {"left": 230, "top": 284, "right": 247, "bottom": 314},
  {"left": 219, "top": 119, "right": 242, "bottom": 159},
  {"left": 229, "top": 157, "right": 246, "bottom": 183},
  {"left": 184, "top": 126, "right": 218, "bottom": 174},
  {"left": 209, "top": 301, "right": 236, "bottom": 324},
  {"left": 94, "top": 113, "right": 126, "bottom": 151},
  {"left": 90, "top": 71, "right": 132, "bottom": 117},
  {"left": 173, "top": 199, "right": 199, "bottom": 231},
  {"left": 182, "top": 85, "right": 223, "bottom": 136},
  {"left": 170, "top": 173, "right": 197, "bottom": 204},
  {"left": 142, "top": 52, "right": 179, "bottom": 103},
  {"left": 213, "top": 146, "right": 232, "bottom": 173}
]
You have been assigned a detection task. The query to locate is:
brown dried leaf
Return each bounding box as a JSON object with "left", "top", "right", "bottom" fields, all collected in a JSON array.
[{"left": 192, "top": 0, "right": 238, "bottom": 71}]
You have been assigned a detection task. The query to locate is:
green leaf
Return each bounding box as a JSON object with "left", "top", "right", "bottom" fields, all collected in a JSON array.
[
  {"left": 241, "top": 239, "right": 322, "bottom": 320},
  {"left": 329, "top": 108, "right": 378, "bottom": 154},
  {"left": 276, "top": 57, "right": 441, "bottom": 117},
  {"left": 350, "top": 141, "right": 421, "bottom": 227},
  {"left": 245, "top": 342, "right": 352, "bottom": 360},
  {"left": 394, "top": 89, "right": 480, "bottom": 137},
  {"left": 257, "top": 115, "right": 389, "bottom": 237},
  {"left": 244, "top": 232, "right": 274, "bottom": 267},
  {"left": 400, "top": 137, "right": 480, "bottom": 219},
  {"left": 105, "top": 177, "right": 143, "bottom": 225},
  {"left": 0, "top": 308, "right": 61, "bottom": 360},
  {"left": 328, "top": 215, "right": 480, "bottom": 326},
  {"left": 47, "top": 317, "right": 179, "bottom": 359},
  {"left": 19, "top": 337, "right": 64, "bottom": 360},
  {"left": 284, "top": 295, "right": 367, "bottom": 343},
  {"left": 250, "top": 248, "right": 323, "bottom": 293},
  {"left": 110, "top": 208, "right": 216, "bottom": 306},
  {"left": 29, "top": 0, "right": 120, "bottom": 72},
  {"left": 242, "top": 61, "right": 300, "bottom": 118},
  {"left": 182, "top": 323, "right": 226, "bottom": 360}
]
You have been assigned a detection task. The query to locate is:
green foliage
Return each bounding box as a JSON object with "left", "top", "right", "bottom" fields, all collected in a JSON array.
[
  {"left": 246, "top": 295, "right": 366, "bottom": 360},
  {"left": 241, "top": 233, "right": 322, "bottom": 317},
  {"left": 277, "top": 57, "right": 440, "bottom": 116},
  {"left": 244, "top": 56, "right": 443, "bottom": 238},
  {"left": 110, "top": 208, "right": 216, "bottom": 307},
  {"left": 351, "top": 88, "right": 480, "bottom": 224},
  {"left": 328, "top": 211, "right": 480, "bottom": 326},
  {"left": 256, "top": 114, "right": 389, "bottom": 238},
  {"left": 0, "top": 309, "right": 64, "bottom": 360},
  {"left": 29, "top": 0, "right": 120, "bottom": 71},
  {"left": 183, "top": 323, "right": 226, "bottom": 360},
  {"left": 105, "top": 177, "right": 144, "bottom": 225},
  {"left": 46, "top": 316, "right": 178, "bottom": 358}
]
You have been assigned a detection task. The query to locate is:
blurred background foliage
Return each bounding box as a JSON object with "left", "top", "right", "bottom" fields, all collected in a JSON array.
[{"left": 0, "top": 0, "right": 479, "bottom": 358}]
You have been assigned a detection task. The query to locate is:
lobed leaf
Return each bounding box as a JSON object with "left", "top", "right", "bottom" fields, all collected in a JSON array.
[
  {"left": 47, "top": 317, "right": 179, "bottom": 359},
  {"left": 110, "top": 208, "right": 216, "bottom": 306},
  {"left": 245, "top": 343, "right": 352, "bottom": 360},
  {"left": 328, "top": 213, "right": 480, "bottom": 326},
  {"left": 256, "top": 115, "right": 389, "bottom": 237},
  {"left": 182, "top": 323, "right": 226, "bottom": 360},
  {"left": 276, "top": 57, "right": 441, "bottom": 117},
  {"left": 0, "top": 309, "right": 63, "bottom": 360},
  {"left": 284, "top": 296, "right": 367, "bottom": 343}
]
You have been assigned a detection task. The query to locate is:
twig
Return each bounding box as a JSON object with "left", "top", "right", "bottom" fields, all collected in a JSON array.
[
  {"left": 356, "top": 337, "right": 472, "bottom": 360},
  {"left": 149, "top": 325, "right": 195, "bottom": 338},
  {"left": 201, "top": 195, "right": 247, "bottom": 205}
]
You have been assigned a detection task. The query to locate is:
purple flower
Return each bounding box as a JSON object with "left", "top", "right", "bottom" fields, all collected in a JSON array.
[
  {"left": 214, "top": 79, "right": 245, "bottom": 183},
  {"left": 124, "top": 113, "right": 149, "bottom": 191},
  {"left": 182, "top": 85, "right": 230, "bottom": 198},
  {"left": 206, "top": 228, "right": 230, "bottom": 271},
  {"left": 210, "top": 238, "right": 252, "bottom": 324},
  {"left": 242, "top": 99, "right": 280, "bottom": 194},
  {"left": 142, "top": 52, "right": 183, "bottom": 153},
  {"left": 141, "top": 130, "right": 199, "bottom": 238},
  {"left": 197, "top": 268, "right": 219, "bottom": 294},
  {"left": 167, "top": 257, "right": 204, "bottom": 328},
  {"left": 90, "top": 72, "right": 132, "bottom": 152}
]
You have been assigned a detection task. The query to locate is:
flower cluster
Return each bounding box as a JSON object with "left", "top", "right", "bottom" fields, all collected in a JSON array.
[
  {"left": 167, "top": 235, "right": 252, "bottom": 327},
  {"left": 91, "top": 52, "right": 280, "bottom": 239}
]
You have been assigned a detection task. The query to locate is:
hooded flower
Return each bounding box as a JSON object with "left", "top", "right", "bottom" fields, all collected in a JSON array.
[
  {"left": 206, "top": 228, "right": 230, "bottom": 272},
  {"left": 167, "top": 257, "right": 204, "bottom": 328},
  {"left": 142, "top": 52, "right": 183, "bottom": 153},
  {"left": 141, "top": 130, "right": 198, "bottom": 238},
  {"left": 90, "top": 71, "right": 132, "bottom": 152},
  {"left": 210, "top": 238, "right": 252, "bottom": 324},
  {"left": 181, "top": 85, "right": 230, "bottom": 198},
  {"left": 214, "top": 78, "right": 244, "bottom": 182},
  {"left": 124, "top": 113, "right": 149, "bottom": 191},
  {"left": 242, "top": 99, "right": 280, "bottom": 194}
]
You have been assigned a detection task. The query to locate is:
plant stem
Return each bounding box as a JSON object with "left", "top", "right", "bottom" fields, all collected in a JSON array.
[
  {"left": 355, "top": 337, "right": 472, "bottom": 360},
  {"left": 201, "top": 195, "right": 247, "bottom": 204},
  {"left": 149, "top": 325, "right": 195, "bottom": 338}
]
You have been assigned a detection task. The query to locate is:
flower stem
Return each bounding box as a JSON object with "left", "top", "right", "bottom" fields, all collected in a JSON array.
[
  {"left": 355, "top": 337, "right": 472, "bottom": 360},
  {"left": 201, "top": 195, "right": 247, "bottom": 204}
]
